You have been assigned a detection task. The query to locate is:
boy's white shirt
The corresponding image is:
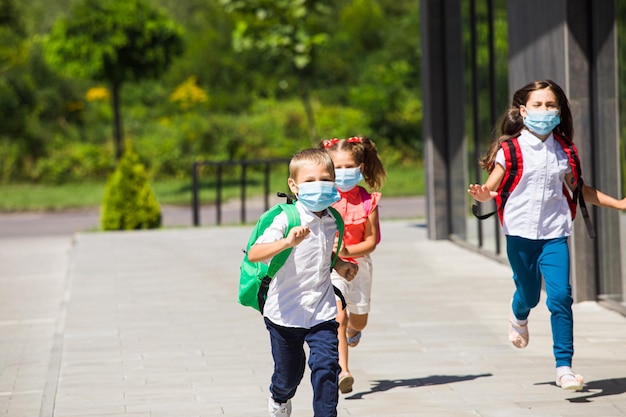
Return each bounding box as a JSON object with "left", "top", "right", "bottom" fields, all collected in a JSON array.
[
  {"left": 495, "top": 129, "right": 573, "bottom": 240},
  {"left": 254, "top": 201, "right": 338, "bottom": 328}
]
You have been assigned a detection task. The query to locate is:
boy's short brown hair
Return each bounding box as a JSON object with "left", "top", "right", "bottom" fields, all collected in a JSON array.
[{"left": 289, "top": 148, "right": 336, "bottom": 181}]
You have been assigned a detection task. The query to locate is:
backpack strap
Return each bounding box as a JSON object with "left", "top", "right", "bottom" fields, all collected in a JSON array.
[
  {"left": 258, "top": 203, "right": 300, "bottom": 314},
  {"left": 327, "top": 206, "right": 344, "bottom": 268},
  {"left": 359, "top": 186, "right": 372, "bottom": 215},
  {"left": 472, "top": 138, "right": 523, "bottom": 222},
  {"left": 327, "top": 206, "right": 347, "bottom": 310},
  {"left": 359, "top": 187, "right": 382, "bottom": 244},
  {"left": 265, "top": 204, "right": 300, "bottom": 277},
  {"left": 553, "top": 133, "right": 595, "bottom": 239}
]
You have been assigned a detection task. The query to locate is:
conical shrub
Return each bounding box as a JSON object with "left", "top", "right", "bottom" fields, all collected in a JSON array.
[{"left": 101, "top": 146, "right": 162, "bottom": 230}]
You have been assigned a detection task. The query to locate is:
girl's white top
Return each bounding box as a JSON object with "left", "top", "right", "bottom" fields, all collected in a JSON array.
[
  {"left": 255, "top": 201, "right": 338, "bottom": 328},
  {"left": 495, "top": 129, "right": 573, "bottom": 240}
]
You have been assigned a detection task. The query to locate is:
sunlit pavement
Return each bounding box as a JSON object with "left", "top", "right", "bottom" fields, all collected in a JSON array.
[{"left": 1, "top": 198, "right": 626, "bottom": 416}]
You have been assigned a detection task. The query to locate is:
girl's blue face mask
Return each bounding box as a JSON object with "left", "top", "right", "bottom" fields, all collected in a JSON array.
[
  {"left": 296, "top": 181, "right": 341, "bottom": 212},
  {"left": 335, "top": 167, "right": 363, "bottom": 192},
  {"left": 522, "top": 107, "right": 561, "bottom": 135}
]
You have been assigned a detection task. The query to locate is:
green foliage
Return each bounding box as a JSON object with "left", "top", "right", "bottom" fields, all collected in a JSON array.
[
  {"left": 101, "top": 146, "right": 162, "bottom": 230},
  {"left": 222, "top": 0, "right": 331, "bottom": 70},
  {"left": 5, "top": 0, "right": 427, "bottom": 188},
  {"left": 222, "top": 0, "right": 342, "bottom": 141},
  {"left": 34, "top": 141, "right": 115, "bottom": 184},
  {"left": 0, "top": 1, "right": 86, "bottom": 183},
  {"left": 349, "top": 60, "right": 419, "bottom": 145},
  {"left": 129, "top": 98, "right": 373, "bottom": 178},
  {"left": 0, "top": 0, "right": 25, "bottom": 36},
  {"left": 44, "top": 0, "right": 184, "bottom": 84},
  {"left": 44, "top": 0, "right": 184, "bottom": 158}
]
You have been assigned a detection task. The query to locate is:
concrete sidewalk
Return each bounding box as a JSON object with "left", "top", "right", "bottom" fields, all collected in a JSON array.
[{"left": 1, "top": 219, "right": 626, "bottom": 416}]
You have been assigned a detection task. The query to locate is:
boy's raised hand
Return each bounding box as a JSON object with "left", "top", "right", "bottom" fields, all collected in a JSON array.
[
  {"left": 285, "top": 226, "right": 311, "bottom": 247},
  {"left": 334, "top": 258, "right": 358, "bottom": 282}
]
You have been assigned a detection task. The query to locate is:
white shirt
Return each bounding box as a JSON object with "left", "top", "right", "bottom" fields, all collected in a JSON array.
[
  {"left": 254, "top": 201, "right": 338, "bottom": 328},
  {"left": 495, "top": 129, "right": 572, "bottom": 239}
]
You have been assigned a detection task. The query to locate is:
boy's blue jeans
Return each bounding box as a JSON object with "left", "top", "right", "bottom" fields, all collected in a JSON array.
[
  {"left": 264, "top": 318, "right": 339, "bottom": 417},
  {"left": 506, "top": 236, "right": 574, "bottom": 367}
]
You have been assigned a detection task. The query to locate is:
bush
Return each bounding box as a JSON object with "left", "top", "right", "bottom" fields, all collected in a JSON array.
[
  {"left": 34, "top": 141, "right": 115, "bottom": 184},
  {"left": 101, "top": 146, "right": 161, "bottom": 230}
]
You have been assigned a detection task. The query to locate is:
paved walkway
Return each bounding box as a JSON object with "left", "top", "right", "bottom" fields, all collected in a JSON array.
[{"left": 1, "top": 199, "right": 626, "bottom": 416}]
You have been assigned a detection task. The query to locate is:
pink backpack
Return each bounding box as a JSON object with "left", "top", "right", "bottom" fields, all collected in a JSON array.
[{"left": 359, "top": 187, "right": 381, "bottom": 244}]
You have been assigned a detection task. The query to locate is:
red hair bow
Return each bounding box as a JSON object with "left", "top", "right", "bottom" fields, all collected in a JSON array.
[
  {"left": 323, "top": 138, "right": 340, "bottom": 148},
  {"left": 347, "top": 136, "right": 362, "bottom": 143}
]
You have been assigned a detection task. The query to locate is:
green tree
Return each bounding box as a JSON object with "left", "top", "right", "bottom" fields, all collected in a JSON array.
[
  {"left": 221, "top": 0, "right": 334, "bottom": 143},
  {"left": 0, "top": 0, "right": 38, "bottom": 181},
  {"left": 44, "top": 0, "right": 184, "bottom": 159},
  {"left": 0, "top": 0, "right": 30, "bottom": 140}
]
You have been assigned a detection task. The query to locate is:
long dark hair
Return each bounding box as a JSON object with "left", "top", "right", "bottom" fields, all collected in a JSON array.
[{"left": 480, "top": 80, "right": 573, "bottom": 172}]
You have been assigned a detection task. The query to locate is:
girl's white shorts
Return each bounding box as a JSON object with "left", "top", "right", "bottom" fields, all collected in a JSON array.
[{"left": 331, "top": 255, "right": 373, "bottom": 315}]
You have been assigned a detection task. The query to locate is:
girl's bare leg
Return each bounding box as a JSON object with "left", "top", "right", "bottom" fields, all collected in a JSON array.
[{"left": 347, "top": 313, "right": 369, "bottom": 346}]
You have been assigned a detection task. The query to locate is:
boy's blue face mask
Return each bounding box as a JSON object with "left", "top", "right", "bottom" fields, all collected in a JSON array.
[
  {"left": 335, "top": 167, "right": 363, "bottom": 192},
  {"left": 296, "top": 181, "right": 341, "bottom": 212},
  {"left": 522, "top": 108, "right": 560, "bottom": 135}
]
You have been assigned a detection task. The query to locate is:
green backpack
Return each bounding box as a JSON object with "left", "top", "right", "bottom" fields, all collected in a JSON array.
[{"left": 238, "top": 202, "right": 345, "bottom": 314}]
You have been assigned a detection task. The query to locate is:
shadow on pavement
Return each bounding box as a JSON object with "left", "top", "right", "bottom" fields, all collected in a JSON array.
[
  {"left": 535, "top": 377, "right": 626, "bottom": 403},
  {"left": 345, "top": 373, "right": 493, "bottom": 400}
]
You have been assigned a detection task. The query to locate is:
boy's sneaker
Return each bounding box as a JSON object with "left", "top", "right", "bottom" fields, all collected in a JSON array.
[{"left": 268, "top": 397, "right": 291, "bottom": 417}]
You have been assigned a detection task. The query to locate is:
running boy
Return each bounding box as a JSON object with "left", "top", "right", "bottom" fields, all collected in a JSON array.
[{"left": 247, "top": 148, "right": 358, "bottom": 417}]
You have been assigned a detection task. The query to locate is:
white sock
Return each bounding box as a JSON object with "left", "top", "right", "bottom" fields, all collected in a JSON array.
[
  {"left": 510, "top": 314, "right": 528, "bottom": 327},
  {"left": 556, "top": 366, "right": 573, "bottom": 378}
]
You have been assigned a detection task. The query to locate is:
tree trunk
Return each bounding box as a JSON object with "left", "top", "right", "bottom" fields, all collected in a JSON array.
[
  {"left": 111, "top": 81, "right": 124, "bottom": 159},
  {"left": 298, "top": 74, "right": 317, "bottom": 144}
]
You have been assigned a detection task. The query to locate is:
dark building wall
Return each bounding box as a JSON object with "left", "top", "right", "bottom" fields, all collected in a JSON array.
[
  {"left": 421, "top": 0, "right": 622, "bottom": 303},
  {"left": 420, "top": 0, "right": 467, "bottom": 240},
  {"left": 508, "top": 0, "right": 621, "bottom": 302}
]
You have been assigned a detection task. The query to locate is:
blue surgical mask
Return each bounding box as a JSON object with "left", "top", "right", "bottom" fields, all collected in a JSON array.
[
  {"left": 335, "top": 167, "right": 363, "bottom": 192},
  {"left": 296, "top": 181, "right": 341, "bottom": 212},
  {"left": 523, "top": 108, "right": 560, "bottom": 135}
]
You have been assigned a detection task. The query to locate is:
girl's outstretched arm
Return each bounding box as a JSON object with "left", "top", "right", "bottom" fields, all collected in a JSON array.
[
  {"left": 567, "top": 173, "right": 626, "bottom": 211},
  {"left": 468, "top": 164, "right": 505, "bottom": 202}
]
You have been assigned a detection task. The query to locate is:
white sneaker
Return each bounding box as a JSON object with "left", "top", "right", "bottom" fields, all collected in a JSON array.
[
  {"left": 268, "top": 397, "right": 292, "bottom": 417},
  {"left": 509, "top": 300, "right": 529, "bottom": 348},
  {"left": 509, "top": 318, "right": 529, "bottom": 348},
  {"left": 556, "top": 366, "right": 584, "bottom": 391}
]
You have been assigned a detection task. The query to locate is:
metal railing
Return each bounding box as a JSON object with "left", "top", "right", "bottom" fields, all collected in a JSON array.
[{"left": 191, "top": 158, "right": 291, "bottom": 226}]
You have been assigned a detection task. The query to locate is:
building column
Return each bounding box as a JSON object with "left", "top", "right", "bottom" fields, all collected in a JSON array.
[{"left": 420, "top": 0, "right": 467, "bottom": 240}]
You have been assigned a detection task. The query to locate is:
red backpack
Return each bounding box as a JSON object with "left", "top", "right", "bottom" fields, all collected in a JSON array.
[{"left": 472, "top": 133, "right": 595, "bottom": 238}]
